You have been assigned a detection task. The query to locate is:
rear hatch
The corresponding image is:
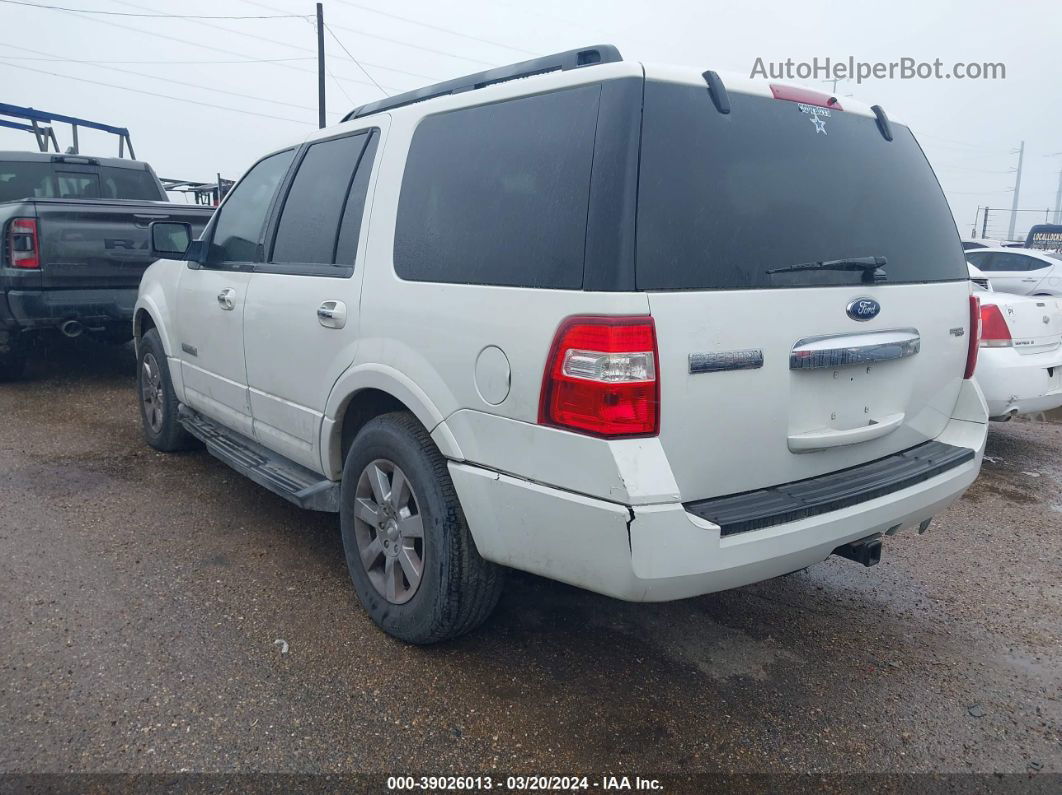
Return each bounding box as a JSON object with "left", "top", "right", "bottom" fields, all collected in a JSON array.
[
  {"left": 637, "top": 74, "right": 973, "bottom": 500},
  {"left": 33, "top": 199, "right": 212, "bottom": 290}
]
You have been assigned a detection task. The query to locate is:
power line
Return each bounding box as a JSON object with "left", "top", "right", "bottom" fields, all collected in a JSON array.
[
  {"left": 0, "top": 41, "right": 330, "bottom": 114},
  {"left": 0, "top": 0, "right": 307, "bottom": 17},
  {"left": 105, "top": 0, "right": 434, "bottom": 84},
  {"left": 330, "top": 0, "right": 537, "bottom": 57},
  {"left": 325, "top": 23, "right": 387, "bottom": 98},
  {"left": 297, "top": 14, "right": 355, "bottom": 108},
  {"left": 243, "top": 0, "right": 499, "bottom": 68},
  {"left": 2, "top": 55, "right": 316, "bottom": 64},
  {"left": 0, "top": 59, "right": 315, "bottom": 125},
  {"left": 14, "top": 0, "right": 404, "bottom": 93},
  {"left": 325, "top": 17, "right": 500, "bottom": 68}
]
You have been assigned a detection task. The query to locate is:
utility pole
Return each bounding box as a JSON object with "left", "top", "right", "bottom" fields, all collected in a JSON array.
[
  {"left": 982, "top": 207, "right": 990, "bottom": 239},
  {"left": 1054, "top": 168, "right": 1062, "bottom": 225},
  {"left": 1007, "top": 140, "right": 1024, "bottom": 241},
  {"left": 314, "top": 2, "right": 322, "bottom": 128}
]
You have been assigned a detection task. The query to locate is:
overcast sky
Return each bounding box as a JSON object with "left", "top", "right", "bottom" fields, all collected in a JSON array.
[{"left": 1, "top": 0, "right": 1059, "bottom": 240}]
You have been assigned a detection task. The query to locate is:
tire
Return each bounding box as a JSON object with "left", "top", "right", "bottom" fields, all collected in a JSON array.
[
  {"left": 137, "top": 328, "right": 194, "bottom": 452},
  {"left": 340, "top": 411, "right": 504, "bottom": 644}
]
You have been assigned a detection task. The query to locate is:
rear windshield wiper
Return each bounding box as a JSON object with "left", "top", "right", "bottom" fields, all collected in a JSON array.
[{"left": 766, "top": 256, "right": 888, "bottom": 283}]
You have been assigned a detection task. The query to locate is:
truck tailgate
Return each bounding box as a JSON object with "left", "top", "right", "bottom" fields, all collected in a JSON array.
[{"left": 31, "top": 199, "right": 211, "bottom": 289}]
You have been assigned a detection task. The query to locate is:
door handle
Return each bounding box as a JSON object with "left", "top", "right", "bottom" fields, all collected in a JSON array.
[
  {"left": 317, "top": 300, "right": 347, "bottom": 329},
  {"left": 217, "top": 288, "right": 236, "bottom": 310},
  {"left": 1021, "top": 278, "right": 1037, "bottom": 283},
  {"left": 787, "top": 412, "right": 905, "bottom": 453}
]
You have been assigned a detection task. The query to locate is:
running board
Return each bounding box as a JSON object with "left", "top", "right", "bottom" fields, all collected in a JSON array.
[{"left": 178, "top": 406, "right": 339, "bottom": 512}]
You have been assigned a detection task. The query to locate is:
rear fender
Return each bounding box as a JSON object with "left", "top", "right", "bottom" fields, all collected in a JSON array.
[{"left": 321, "top": 363, "right": 463, "bottom": 479}]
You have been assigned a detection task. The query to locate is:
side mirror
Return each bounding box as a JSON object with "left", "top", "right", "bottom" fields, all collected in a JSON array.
[{"left": 150, "top": 221, "right": 192, "bottom": 259}]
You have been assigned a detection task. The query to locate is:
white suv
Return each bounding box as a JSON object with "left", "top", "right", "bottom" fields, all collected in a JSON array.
[{"left": 135, "top": 46, "right": 989, "bottom": 643}]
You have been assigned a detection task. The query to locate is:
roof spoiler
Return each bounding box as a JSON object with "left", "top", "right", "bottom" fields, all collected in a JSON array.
[{"left": 342, "top": 44, "right": 623, "bottom": 121}]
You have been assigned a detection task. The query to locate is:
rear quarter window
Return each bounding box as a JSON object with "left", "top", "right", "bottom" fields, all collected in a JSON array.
[
  {"left": 393, "top": 85, "right": 601, "bottom": 289},
  {"left": 636, "top": 82, "right": 968, "bottom": 290}
]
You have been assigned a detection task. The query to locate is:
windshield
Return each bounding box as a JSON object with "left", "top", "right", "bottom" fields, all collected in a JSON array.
[
  {"left": 0, "top": 162, "right": 163, "bottom": 202},
  {"left": 636, "top": 82, "right": 968, "bottom": 290}
]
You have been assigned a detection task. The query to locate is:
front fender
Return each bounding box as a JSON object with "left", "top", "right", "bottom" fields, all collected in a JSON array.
[
  {"left": 320, "top": 362, "right": 464, "bottom": 479},
  {"left": 134, "top": 259, "right": 184, "bottom": 396}
]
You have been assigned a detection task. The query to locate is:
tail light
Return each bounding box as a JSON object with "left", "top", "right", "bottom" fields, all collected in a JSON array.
[
  {"left": 979, "top": 304, "right": 1013, "bottom": 348},
  {"left": 7, "top": 218, "right": 40, "bottom": 269},
  {"left": 539, "top": 316, "right": 659, "bottom": 437},
  {"left": 964, "top": 294, "right": 981, "bottom": 379}
]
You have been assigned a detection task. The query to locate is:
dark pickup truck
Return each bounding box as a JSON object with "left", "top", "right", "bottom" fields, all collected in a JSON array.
[{"left": 1, "top": 151, "right": 212, "bottom": 378}]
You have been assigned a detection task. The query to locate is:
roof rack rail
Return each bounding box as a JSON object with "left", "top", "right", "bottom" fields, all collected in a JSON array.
[{"left": 342, "top": 44, "right": 623, "bottom": 121}]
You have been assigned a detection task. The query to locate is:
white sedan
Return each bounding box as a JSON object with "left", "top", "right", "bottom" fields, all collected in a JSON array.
[
  {"left": 965, "top": 247, "right": 1062, "bottom": 297},
  {"left": 973, "top": 283, "right": 1062, "bottom": 420}
]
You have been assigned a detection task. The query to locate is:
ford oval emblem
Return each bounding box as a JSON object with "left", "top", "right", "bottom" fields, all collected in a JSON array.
[{"left": 846, "top": 297, "right": 880, "bottom": 322}]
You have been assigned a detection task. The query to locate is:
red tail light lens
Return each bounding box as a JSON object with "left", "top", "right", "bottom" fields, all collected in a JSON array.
[
  {"left": 964, "top": 294, "right": 981, "bottom": 379},
  {"left": 979, "top": 304, "right": 1013, "bottom": 348},
  {"left": 539, "top": 316, "right": 659, "bottom": 437},
  {"left": 8, "top": 218, "right": 40, "bottom": 269}
]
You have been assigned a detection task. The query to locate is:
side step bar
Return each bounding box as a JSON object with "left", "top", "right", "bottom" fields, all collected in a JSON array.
[{"left": 178, "top": 406, "right": 340, "bottom": 512}]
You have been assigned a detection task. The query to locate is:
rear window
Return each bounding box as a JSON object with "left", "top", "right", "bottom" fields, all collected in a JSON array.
[
  {"left": 100, "top": 166, "right": 164, "bottom": 200},
  {"left": 394, "top": 85, "right": 600, "bottom": 289},
  {"left": 0, "top": 161, "right": 163, "bottom": 202},
  {"left": 636, "top": 82, "right": 968, "bottom": 290}
]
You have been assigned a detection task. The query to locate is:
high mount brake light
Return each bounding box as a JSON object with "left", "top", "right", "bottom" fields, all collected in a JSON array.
[
  {"left": 539, "top": 316, "right": 660, "bottom": 438},
  {"left": 769, "top": 84, "right": 843, "bottom": 110},
  {"left": 979, "top": 304, "right": 1013, "bottom": 348},
  {"left": 964, "top": 295, "right": 981, "bottom": 379},
  {"left": 8, "top": 218, "right": 40, "bottom": 269}
]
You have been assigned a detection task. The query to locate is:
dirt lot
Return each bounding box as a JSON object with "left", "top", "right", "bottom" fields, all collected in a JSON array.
[{"left": 1, "top": 336, "right": 1059, "bottom": 778}]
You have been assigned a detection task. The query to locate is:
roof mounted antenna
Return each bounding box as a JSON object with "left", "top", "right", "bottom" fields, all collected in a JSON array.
[
  {"left": 702, "top": 70, "right": 731, "bottom": 114},
  {"left": 343, "top": 44, "right": 623, "bottom": 121}
]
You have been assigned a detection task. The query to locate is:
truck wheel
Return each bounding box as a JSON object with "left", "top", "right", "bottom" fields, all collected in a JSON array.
[
  {"left": 137, "top": 329, "right": 194, "bottom": 452},
  {"left": 340, "top": 412, "right": 504, "bottom": 644}
]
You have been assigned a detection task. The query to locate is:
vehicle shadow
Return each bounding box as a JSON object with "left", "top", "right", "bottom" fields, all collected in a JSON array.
[{"left": 16, "top": 330, "right": 136, "bottom": 385}]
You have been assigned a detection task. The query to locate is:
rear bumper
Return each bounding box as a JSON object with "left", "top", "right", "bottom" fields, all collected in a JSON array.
[
  {"left": 976, "top": 347, "right": 1062, "bottom": 418},
  {"left": 450, "top": 394, "right": 987, "bottom": 602},
  {"left": 3, "top": 288, "right": 137, "bottom": 330}
]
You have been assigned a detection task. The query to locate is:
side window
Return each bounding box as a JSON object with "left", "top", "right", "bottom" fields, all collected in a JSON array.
[
  {"left": 271, "top": 131, "right": 376, "bottom": 268},
  {"left": 966, "top": 252, "right": 994, "bottom": 271},
  {"left": 992, "top": 253, "right": 1038, "bottom": 272},
  {"left": 394, "top": 85, "right": 601, "bottom": 289},
  {"left": 209, "top": 149, "right": 294, "bottom": 265},
  {"left": 1018, "top": 255, "right": 1050, "bottom": 271}
]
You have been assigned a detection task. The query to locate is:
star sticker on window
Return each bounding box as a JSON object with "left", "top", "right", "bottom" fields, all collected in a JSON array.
[{"left": 810, "top": 115, "right": 828, "bottom": 134}]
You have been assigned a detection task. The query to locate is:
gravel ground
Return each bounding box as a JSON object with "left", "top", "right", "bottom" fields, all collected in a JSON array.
[{"left": 0, "top": 335, "right": 1059, "bottom": 777}]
